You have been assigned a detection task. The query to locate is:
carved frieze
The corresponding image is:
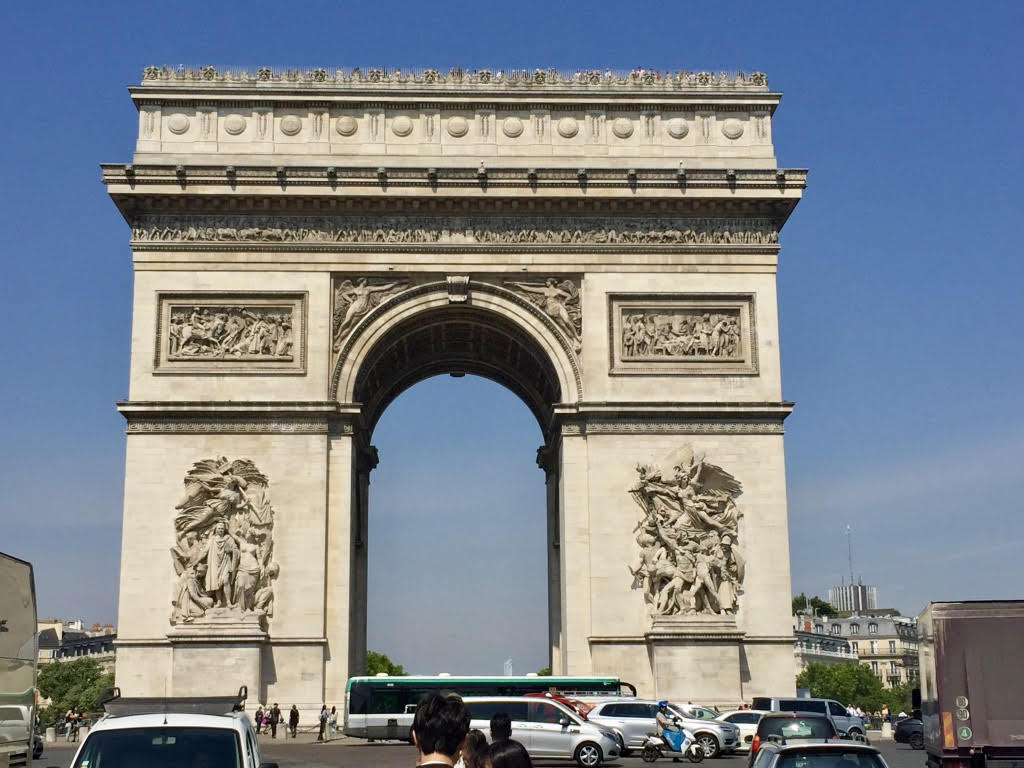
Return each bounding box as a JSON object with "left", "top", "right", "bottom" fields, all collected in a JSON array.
[
  {"left": 155, "top": 293, "right": 306, "bottom": 374},
  {"left": 170, "top": 457, "right": 280, "bottom": 627},
  {"left": 629, "top": 445, "right": 744, "bottom": 617},
  {"left": 132, "top": 215, "right": 779, "bottom": 248},
  {"left": 609, "top": 294, "right": 757, "bottom": 375},
  {"left": 505, "top": 278, "right": 582, "bottom": 352}
]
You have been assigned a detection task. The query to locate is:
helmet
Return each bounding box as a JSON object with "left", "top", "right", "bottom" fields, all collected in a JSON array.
[{"left": 658, "top": 701, "right": 668, "bottom": 708}]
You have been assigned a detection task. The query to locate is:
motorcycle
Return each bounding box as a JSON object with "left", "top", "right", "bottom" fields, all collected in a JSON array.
[{"left": 641, "top": 723, "right": 705, "bottom": 763}]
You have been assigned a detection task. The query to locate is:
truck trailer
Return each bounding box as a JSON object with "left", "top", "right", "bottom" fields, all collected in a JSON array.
[{"left": 918, "top": 601, "right": 1024, "bottom": 768}]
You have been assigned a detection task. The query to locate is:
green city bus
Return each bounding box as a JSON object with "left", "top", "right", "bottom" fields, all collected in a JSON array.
[{"left": 343, "top": 674, "right": 635, "bottom": 740}]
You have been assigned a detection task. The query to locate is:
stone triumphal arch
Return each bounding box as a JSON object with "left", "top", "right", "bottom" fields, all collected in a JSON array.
[{"left": 107, "top": 66, "right": 805, "bottom": 708}]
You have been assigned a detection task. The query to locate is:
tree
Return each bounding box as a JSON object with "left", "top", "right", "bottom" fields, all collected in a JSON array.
[
  {"left": 537, "top": 667, "right": 552, "bottom": 676},
  {"left": 796, "top": 662, "right": 886, "bottom": 712},
  {"left": 37, "top": 658, "right": 115, "bottom": 726},
  {"left": 792, "top": 593, "right": 838, "bottom": 617},
  {"left": 365, "top": 650, "right": 405, "bottom": 676}
]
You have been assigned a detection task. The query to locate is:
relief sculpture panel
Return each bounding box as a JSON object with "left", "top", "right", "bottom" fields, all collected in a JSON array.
[
  {"left": 155, "top": 293, "right": 306, "bottom": 374},
  {"left": 170, "top": 457, "right": 280, "bottom": 627},
  {"left": 609, "top": 294, "right": 756, "bottom": 375},
  {"left": 629, "top": 445, "right": 744, "bottom": 617}
]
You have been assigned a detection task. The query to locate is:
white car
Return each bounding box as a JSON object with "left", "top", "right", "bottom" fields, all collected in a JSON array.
[
  {"left": 463, "top": 696, "right": 620, "bottom": 768},
  {"left": 716, "top": 709, "right": 768, "bottom": 752},
  {"left": 69, "top": 688, "right": 275, "bottom": 768}
]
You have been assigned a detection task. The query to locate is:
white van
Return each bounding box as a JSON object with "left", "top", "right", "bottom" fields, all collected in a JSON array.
[{"left": 463, "top": 696, "right": 620, "bottom": 768}]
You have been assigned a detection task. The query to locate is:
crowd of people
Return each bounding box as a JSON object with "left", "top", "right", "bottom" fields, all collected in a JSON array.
[{"left": 251, "top": 703, "right": 339, "bottom": 741}]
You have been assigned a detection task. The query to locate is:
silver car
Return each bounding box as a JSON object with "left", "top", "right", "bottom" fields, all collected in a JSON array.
[
  {"left": 462, "top": 696, "right": 620, "bottom": 768},
  {"left": 587, "top": 698, "right": 740, "bottom": 758}
]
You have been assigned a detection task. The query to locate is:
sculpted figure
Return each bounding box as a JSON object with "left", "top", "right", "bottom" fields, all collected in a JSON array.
[
  {"left": 333, "top": 278, "right": 406, "bottom": 349},
  {"left": 509, "top": 278, "right": 582, "bottom": 351},
  {"left": 169, "top": 457, "right": 280, "bottom": 624},
  {"left": 629, "top": 445, "right": 744, "bottom": 617},
  {"left": 204, "top": 521, "right": 238, "bottom": 608}
]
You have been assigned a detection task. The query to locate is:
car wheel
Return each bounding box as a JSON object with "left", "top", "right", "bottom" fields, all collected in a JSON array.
[
  {"left": 575, "top": 741, "right": 604, "bottom": 768},
  {"left": 695, "top": 734, "right": 720, "bottom": 759},
  {"left": 910, "top": 733, "right": 924, "bottom": 750}
]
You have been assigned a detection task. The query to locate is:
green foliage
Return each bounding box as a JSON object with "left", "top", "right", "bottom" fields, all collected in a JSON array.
[
  {"left": 37, "top": 658, "right": 114, "bottom": 726},
  {"left": 792, "top": 593, "right": 838, "bottom": 616},
  {"left": 365, "top": 650, "right": 405, "bottom": 676},
  {"left": 882, "top": 681, "right": 915, "bottom": 713},
  {"left": 796, "top": 662, "right": 886, "bottom": 712},
  {"left": 537, "top": 667, "right": 552, "bottom": 676}
]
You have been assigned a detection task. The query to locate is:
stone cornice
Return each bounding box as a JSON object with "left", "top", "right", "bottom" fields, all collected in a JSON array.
[
  {"left": 103, "top": 164, "right": 806, "bottom": 192},
  {"left": 135, "top": 65, "right": 774, "bottom": 99}
]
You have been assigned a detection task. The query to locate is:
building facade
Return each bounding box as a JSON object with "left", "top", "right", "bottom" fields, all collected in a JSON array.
[
  {"left": 106, "top": 65, "right": 805, "bottom": 709},
  {"left": 828, "top": 583, "right": 878, "bottom": 613},
  {"left": 821, "top": 614, "right": 918, "bottom": 687},
  {"left": 792, "top": 615, "right": 858, "bottom": 670}
]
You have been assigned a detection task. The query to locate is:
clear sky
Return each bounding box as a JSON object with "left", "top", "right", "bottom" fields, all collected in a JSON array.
[{"left": 2, "top": 1, "right": 1022, "bottom": 675}]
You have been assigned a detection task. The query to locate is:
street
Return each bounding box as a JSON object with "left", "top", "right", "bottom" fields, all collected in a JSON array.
[{"left": 37, "top": 737, "right": 928, "bottom": 768}]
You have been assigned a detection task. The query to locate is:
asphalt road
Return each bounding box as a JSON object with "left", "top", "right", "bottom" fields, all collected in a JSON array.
[{"left": 37, "top": 737, "right": 928, "bottom": 768}]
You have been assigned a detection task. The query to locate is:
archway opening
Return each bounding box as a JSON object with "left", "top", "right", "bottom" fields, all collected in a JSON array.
[{"left": 367, "top": 374, "right": 549, "bottom": 674}]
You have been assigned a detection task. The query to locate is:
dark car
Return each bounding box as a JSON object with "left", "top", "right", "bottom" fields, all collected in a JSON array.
[
  {"left": 749, "top": 740, "right": 889, "bottom": 768},
  {"left": 748, "top": 712, "right": 840, "bottom": 767},
  {"left": 893, "top": 717, "right": 923, "bottom": 749}
]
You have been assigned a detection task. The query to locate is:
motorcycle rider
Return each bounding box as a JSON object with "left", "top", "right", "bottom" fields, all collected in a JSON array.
[{"left": 656, "top": 701, "right": 685, "bottom": 753}]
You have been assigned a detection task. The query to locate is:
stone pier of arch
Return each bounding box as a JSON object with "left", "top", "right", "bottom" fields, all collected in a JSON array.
[{"left": 107, "top": 66, "right": 805, "bottom": 709}]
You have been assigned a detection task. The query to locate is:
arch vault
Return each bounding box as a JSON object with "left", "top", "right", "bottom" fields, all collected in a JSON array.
[{"left": 108, "top": 66, "right": 806, "bottom": 712}]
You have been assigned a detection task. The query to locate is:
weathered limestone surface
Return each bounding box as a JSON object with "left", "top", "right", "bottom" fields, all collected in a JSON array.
[{"left": 109, "top": 66, "right": 804, "bottom": 711}]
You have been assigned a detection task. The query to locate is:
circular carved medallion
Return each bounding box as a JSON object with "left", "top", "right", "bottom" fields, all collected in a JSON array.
[
  {"left": 447, "top": 116, "right": 469, "bottom": 138},
  {"left": 557, "top": 117, "right": 579, "bottom": 138},
  {"left": 167, "top": 113, "right": 190, "bottom": 135},
  {"left": 503, "top": 117, "right": 524, "bottom": 138},
  {"left": 722, "top": 118, "right": 744, "bottom": 140},
  {"left": 666, "top": 118, "right": 689, "bottom": 139},
  {"left": 392, "top": 116, "right": 414, "bottom": 137},
  {"left": 223, "top": 114, "right": 247, "bottom": 136},
  {"left": 280, "top": 115, "right": 302, "bottom": 136},
  {"left": 612, "top": 118, "right": 634, "bottom": 139},
  {"left": 335, "top": 116, "right": 358, "bottom": 136}
]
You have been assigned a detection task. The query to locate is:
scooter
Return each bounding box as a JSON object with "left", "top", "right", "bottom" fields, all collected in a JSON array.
[{"left": 641, "top": 723, "right": 704, "bottom": 763}]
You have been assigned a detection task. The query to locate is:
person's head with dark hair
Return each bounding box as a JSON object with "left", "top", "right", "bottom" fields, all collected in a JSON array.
[
  {"left": 412, "top": 692, "right": 470, "bottom": 763},
  {"left": 490, "top": 712, "right": 512, "bottom": 742},
  {"left": 461, "top": 728, "right": 489, "bottom": 768},
  {"left": 485, "top": 738, "right": 533, "bottom": 768}
]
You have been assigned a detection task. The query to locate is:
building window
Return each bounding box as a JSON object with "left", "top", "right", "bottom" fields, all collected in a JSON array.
[
  {"left": 890, "top": 661, "right": 897, "bottom": 675},
  {"left": 868, "top": 622, "right": 878, "bottom": 634},
  {"left": 869, "top": 641, "right": 877, "bottom": 654},
  {"left": 871, "top": 661, "right": 879, "bottom": 674},
  {"left": 850, "top": 623, "right": 860, "bottom": 635},
  {"left": 831, "top": 623, "right": 841, "bottom": 635},
  {"left": 815, "top": 624, "right": 824, "bottom": 634},
  {"left": 851, "top": 641, "right": 859, "bottom": 653},
  {"left": 889, "top": 640, "right": 896, "bottom": 653}
]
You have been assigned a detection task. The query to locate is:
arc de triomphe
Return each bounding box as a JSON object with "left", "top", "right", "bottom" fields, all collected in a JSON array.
[{"left": 106, "top": 66, "right": 804, "bottom": 708}]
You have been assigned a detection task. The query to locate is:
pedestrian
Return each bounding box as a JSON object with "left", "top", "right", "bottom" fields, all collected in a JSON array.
[
  {"left": 254, "top": 705, "right": 264, "bottom": 734},
  {"left": 490, "top": 712, "right": 512, "bottom": 743},
  {"left": 318, "top": 704, "right": 328, "bottom": 741},
  {"left": 486, "top": 739, "right": 534, "bottom": 768},
  {"left": 268, "top": 703, "right": 281, "bottom": 738},
  {"left": 289, "top": 704, "right": 299, "bottom": 739},
  {"left": 411, "top": 693, "right": 470, "bottom": 767},
  {"left": 328, "top": 706, "right": 338, "bottom": 741},
  {"left": 456, "top": 728, "right": 488, "bottom": 768}
]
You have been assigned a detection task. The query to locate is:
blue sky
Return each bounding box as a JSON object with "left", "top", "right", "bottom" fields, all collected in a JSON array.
[{"left": 1, "top": 1, "right": 1022, "bottom": 675}]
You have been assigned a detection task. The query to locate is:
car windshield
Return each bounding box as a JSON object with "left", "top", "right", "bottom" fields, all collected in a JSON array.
[
  {"left": 776, "top": 749, "right": 886, "bottom": 768},
  {"left": 72, "top": 726, "right": 241, "bottom": 768},
  {"left": 761, "top": 717, "right": 836, "bottom": 739}
]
